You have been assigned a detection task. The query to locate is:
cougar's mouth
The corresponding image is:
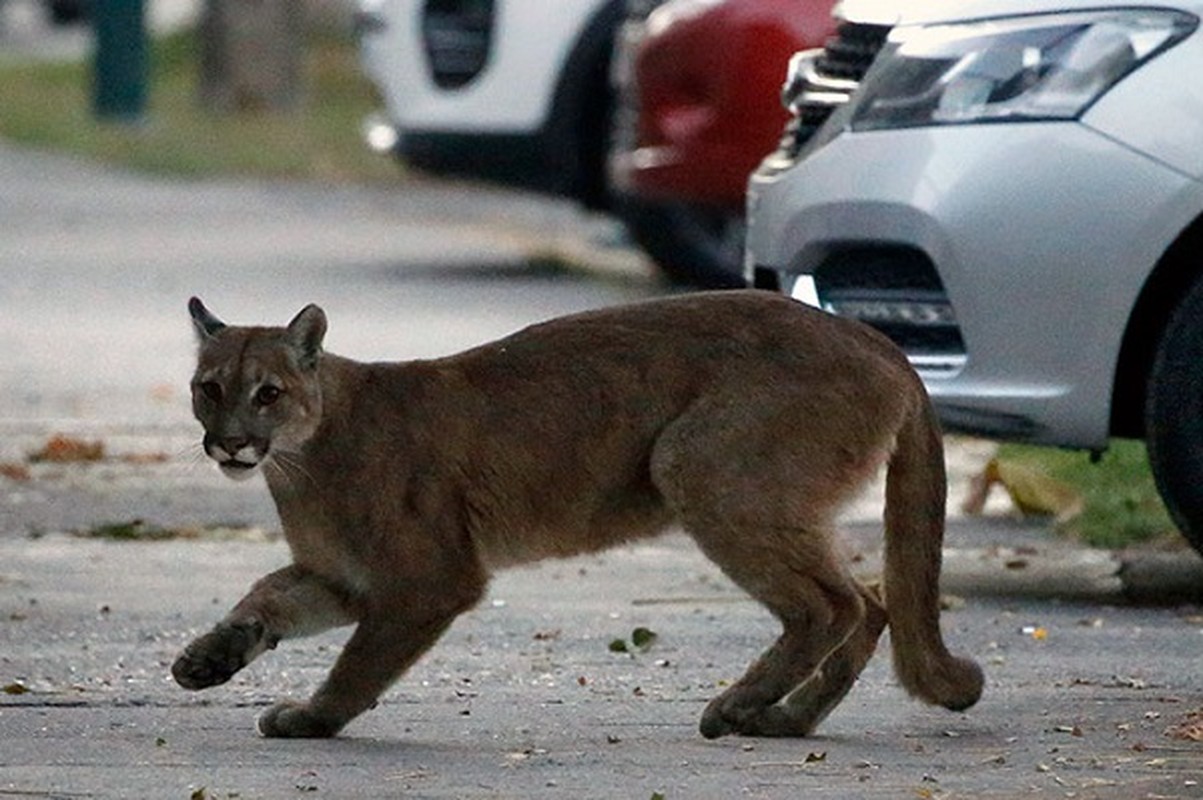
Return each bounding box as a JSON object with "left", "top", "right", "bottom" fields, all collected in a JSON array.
[
  {"left": 219, "top": 458, "right": 260, "bottom": 478},
  {"left": 204, "top": 437, "right": 267, "bottom": 481}
]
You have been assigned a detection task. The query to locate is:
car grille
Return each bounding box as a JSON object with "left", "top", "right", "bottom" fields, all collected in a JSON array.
[
  {"left": 811, "top": 247, "right": 966, "bottom": 371},
  {"left": 769, "top": 21, "right": 890, "bottom": 165},
  {"left": 422, "top": 0, "right": 496, "bottom": 89}
]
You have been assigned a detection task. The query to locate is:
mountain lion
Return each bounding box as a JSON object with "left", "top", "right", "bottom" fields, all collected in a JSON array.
[{"left": 173, "top": 291, "right": 982, "bottom": 738}]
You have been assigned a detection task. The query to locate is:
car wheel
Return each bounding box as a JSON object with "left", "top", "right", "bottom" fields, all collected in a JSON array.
[
  {"left": 617, "top": 198, "right": 747, "bottom": 289},
  {"left": 1144, "top": 277, "right": 1203, "bottom": 557}
]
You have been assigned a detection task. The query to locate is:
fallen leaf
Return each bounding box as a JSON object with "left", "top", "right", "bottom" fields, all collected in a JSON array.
[
  {"left": 939, "top": 593, "right": 966, "bottom": 611},
  {"left": 631, "top": 626, "right": 658, "bottom": 649},
  {"left": 962, "top": 457, "right": 1083, "bottom": 522},
  {"left": 119, "top": 452, "right": 170, "bottom": 465},
  {"left": 0, "top": 463, "right": 31, "bottom": 482},
  {"left": 1165, "top": 709, "right": 1203, "bottom": 741},
  {"left": 608, "top": 638, "right": 629, "bottom": 653},
  {"left": 76, "top": 520, "right": 171, "bottom": 541},
  {"left": 28, "top": 434, "right": 104, "bottom": 463}
]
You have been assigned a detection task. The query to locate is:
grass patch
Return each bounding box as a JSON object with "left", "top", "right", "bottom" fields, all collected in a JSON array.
[
  {"left": 0, "top": 28, "right": 400, "bottom": 182},
  {"left": 996, "top": 439, "right": 1179, "bottom": 549}
]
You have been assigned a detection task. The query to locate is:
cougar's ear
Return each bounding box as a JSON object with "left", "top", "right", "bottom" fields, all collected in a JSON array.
[
  {"left": 189, "top": 297, "right": 226, "bottom": 342},
  {"left": 287, "top": 304, "right": 327, "bottom": 370}
]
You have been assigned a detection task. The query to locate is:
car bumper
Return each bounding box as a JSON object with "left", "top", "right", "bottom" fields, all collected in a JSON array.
[
  {"left": 748, "top": 121, "right": 1196, "bottom": 448},
  {"left": 611, "top": 142, "right": 761, "bottom": 209}
]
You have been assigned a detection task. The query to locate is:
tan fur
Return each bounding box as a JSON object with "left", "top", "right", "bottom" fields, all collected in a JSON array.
[{"left": 173, "top": 290, "right": 983, "bottom": 739}]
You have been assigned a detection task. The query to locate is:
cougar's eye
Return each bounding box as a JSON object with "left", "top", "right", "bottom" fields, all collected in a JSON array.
[
  {"left": 198, "top": 381, "right": 223, "bottom": 403},
  {"left": 254, "top": 385, "right": 282, "bottom": 407}
]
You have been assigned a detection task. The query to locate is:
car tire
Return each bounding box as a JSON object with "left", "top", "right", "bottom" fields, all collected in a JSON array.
[
  {"left": 617, "top": 198, "right": 747, "bottom": 289},
  {"left": 1144, "top": 276, "right": 1203, "bottom": 557}
]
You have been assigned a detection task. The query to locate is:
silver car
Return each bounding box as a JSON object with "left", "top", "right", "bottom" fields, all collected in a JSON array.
[{"left": 745, "top": 0, "right": 1203, "bottom": 553}]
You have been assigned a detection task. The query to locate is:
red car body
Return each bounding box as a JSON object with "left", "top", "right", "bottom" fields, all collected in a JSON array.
[{"left": 613, "top": 0, "right": 837, "bottom": 210}]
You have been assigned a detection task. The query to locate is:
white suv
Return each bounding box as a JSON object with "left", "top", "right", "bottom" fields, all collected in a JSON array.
[
  {"left": 356, "top": 0, "right": 621, "bottom": 207},
  {"left": 354, "top": 0, "right": 743, "bottom": 287},
  {"left": 745, "top": 0, "right": 1203, "bottom": 553}
]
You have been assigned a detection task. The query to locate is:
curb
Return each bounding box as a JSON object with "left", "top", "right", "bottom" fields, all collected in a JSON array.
[
  {"left": 852, "top": 546, "right": 1203, "bottom": 605},
  {"left": 942, "top": 548, "right": 1203, "bottom": 605},
  {"left": 1117, "top": 551, "right": 1203, "bottom": 605}
]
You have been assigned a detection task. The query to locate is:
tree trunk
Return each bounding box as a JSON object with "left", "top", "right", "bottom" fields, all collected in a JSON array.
[{"left": 198, "top": 0, "right": 304, "bottom": 114}]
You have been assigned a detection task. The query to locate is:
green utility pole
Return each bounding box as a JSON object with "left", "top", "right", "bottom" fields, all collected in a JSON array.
[{"left": 93, "top": 0, "right": 149, "bottom": 121}]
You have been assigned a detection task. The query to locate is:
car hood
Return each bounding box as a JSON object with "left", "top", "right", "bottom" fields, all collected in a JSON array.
[{"left": 839, "top": 0, "right": 1203, "bottom": 26}]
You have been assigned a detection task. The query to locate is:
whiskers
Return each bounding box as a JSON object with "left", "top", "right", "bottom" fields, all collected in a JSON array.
[
  {"left": 179, "top": 441, "right": 210, "bottom": 470},
  {"left": 157, "top": 440, "right": 222, "bottom": 480},
  {"left": 264, "top": 448, "right": 318, "bottom": 492}
]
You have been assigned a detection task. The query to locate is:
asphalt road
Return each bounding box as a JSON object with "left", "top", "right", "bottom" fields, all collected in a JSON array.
[{"left": 2, "top": 142, "right": 1203, "bottom": 798}]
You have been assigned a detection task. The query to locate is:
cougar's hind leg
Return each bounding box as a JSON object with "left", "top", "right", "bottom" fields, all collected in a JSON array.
[
  {"left": 691, "top": 533, "right": 866, "bottom": 739},
  {"left": 774, "top": 580, "right": 888, "bottom": 735},
  {"left": 650, "top": 395, "right": 878, "bottom": 738}
]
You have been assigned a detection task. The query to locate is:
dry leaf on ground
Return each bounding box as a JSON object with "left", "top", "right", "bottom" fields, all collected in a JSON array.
[
  {"left": 1165, "top": 709, "right": 1203, "bottom": 741},
  {"left": 961, "top": 457, "right": 1083, "bottom": 522},
  {"left": 27, "top": 434, "right": 104, "bottom": 463},
  {"left": 0, "top": 463, "right": 31, "bottom": 481}
]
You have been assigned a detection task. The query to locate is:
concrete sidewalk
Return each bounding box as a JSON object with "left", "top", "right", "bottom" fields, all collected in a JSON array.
[{"left": 3, "top": 522, "right": 1202, "bottom": 799}]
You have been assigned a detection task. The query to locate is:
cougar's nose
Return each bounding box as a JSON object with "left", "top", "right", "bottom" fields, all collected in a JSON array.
[{"left": 204, "top": 434, "right": 251, "bottom": 461}]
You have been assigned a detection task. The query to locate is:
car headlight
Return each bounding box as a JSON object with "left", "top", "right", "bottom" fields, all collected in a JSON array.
[{"left": 849, "top": 9, "right": 1196, "bottom": 131}]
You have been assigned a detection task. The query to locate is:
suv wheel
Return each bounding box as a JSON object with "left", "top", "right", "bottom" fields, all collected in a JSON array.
[
  {"left": 1145, "top": 276, "right": 1203, "bottom": 557},
  {"left": 617, "top": 198, "right": 747, "bottom": 289}
]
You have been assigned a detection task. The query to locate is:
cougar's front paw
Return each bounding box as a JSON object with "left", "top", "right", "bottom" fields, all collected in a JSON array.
[
  {"left": 172, "top": 619, "right": 265, "bottom": 690},
  {"left": 258, "top": 701, "right": 342, "bottom": 739}
]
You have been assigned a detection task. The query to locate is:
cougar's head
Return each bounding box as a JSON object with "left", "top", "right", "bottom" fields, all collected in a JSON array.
[{"left": 187, "top": 297, "right": 326, "bottom": 481}]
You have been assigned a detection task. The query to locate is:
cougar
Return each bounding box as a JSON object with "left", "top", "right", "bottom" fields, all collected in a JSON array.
[{"left": 173, "top": 291, "right": 982, "bottom": 739}]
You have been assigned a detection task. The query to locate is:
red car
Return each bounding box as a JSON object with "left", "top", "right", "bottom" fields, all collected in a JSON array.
[{"left": 610, "top": 0, "right": 837, "bottom": 287}]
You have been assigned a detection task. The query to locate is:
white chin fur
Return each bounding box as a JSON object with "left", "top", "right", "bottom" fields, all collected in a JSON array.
[{"left": 218, "top": 462, "right": 260, "bottom": 481}]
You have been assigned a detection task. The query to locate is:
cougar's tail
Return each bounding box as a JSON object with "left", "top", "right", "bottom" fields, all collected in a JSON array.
[{"left": 883, "top": 394, "right": 983, "bottom": 712}]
